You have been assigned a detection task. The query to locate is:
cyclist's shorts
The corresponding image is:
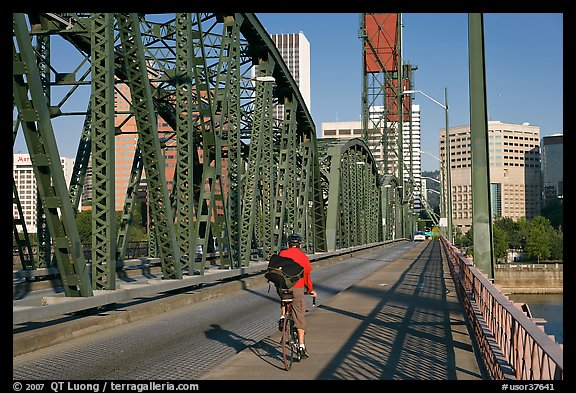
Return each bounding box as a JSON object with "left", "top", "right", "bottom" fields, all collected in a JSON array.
[{"left": 290, "top": 287, "right": 306, "bottom": 330}]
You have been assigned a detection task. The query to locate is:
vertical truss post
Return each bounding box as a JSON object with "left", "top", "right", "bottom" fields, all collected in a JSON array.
[
  {"left": 284, "top": 103, "right": 298, "bottom": 237},
  {"left": 239, "top": 58, "right": 275, "bottom": 266},
  {"left": 309, "top": 134, "right": 326, "bottom": 252},
  {"left": 259, "top": 82, "right": 276, "bottom": 261},
  {"left": 341, "top": 152, "right": 352, "bottom": 248},
  {"left": 13, "top": 13, "right": 93, "bottom": 297},
  {"left": 188, "top": 13, "right": 228, "bottom": 274},
  {"left": 325, "top": 146, "right": 342, "bottom": 251},
  {"left": 357, "top": 152, "right": 367, "bottom": 245},
  {"left": 218, "top": 14, "right": 244, "bottom": 268},
  {"left": 349, "top": 152, "right": 359, "bottom": 246},
  {"left": 36, "top": 32, "right": 52, "bottom": 269},
  {"left": 90, "top": 13, "right": 117, "bottom": 290},
  {"left": 295, "top": 138, "right": 312, "bottom": 251},
  {"left": 174, "top": 13, "right": 196, "bottom": 272},
  {"left": 273, "top": 95, "right": 298, "bottom": 252}
]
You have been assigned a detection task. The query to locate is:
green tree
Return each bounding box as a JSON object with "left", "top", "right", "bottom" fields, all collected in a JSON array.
[
  {"left": 453, "top": 226, "right": 465, "bottom": 245},
  {"left": 129, "top": 201, "right": 147, "bottom": 241},
  {"left": 461, "top": 227, "right": 473, "bottom": 248},
  {"left": 76, "top": 205, "right": 149, "bottom": 247},
  {"left": 492, "top": 225, "right": 509, "bottom": 262},
  {"left": 494, "top": 217, "right": 522, "bottom": 250},
  {"left": 549, "top": 227, "right": 563, "bottom": 261},
  {"left": 541, "top": 197, "right": 563, "bottom": 229},
  {"left": 76, "top": 210, "right": 93, "bottom": 245},
  {"left": 525, "top": 216, "right": 553, "bottom": 262},
  {"left": 515, "top": 217, "right": 529, "bottom": 251}
]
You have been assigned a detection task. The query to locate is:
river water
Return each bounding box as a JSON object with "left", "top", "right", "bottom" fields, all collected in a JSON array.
[{"left": 508, "top": 293, "right": 563, "bottom": 345}]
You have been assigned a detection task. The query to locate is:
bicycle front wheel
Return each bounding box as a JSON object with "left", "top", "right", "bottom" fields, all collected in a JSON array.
[{"left": 281, "top": 307, "right": 295, "bottom": 370}]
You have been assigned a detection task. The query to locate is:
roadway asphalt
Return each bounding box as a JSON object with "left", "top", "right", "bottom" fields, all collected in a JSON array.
[{"left": 201, "top": 240, "right": 485, "bottom": 380}]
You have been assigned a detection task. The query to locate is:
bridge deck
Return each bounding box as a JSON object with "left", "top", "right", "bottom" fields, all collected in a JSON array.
[{"left": 201, "top": 240, "right": 485, "bottom": 380}]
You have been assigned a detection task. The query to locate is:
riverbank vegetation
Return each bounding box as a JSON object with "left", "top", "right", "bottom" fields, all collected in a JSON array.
[{"left": 455, "top": 215, "right": 563, "bottom": 263}]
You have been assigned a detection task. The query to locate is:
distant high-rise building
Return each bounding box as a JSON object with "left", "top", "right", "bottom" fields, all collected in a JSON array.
[
  {"left": 541, "top": 134, "right": 563, "bottom": 200},
  {"left": 255, "top": 32, "right": 311, "bottom": 129},
  {"left": 113, "top": 83, "right": 175, "bottom": 212},
  {"left": 270, "top": 33, "right": 311, "bottom": 111},
  {"left": 80, "top": 159, "right": 93, "bottom": 209},
  {"left": 13, "top": 154, "right": 76, "bottom": 233},
  {"left": 444, "top": 121, "right": 541, "bottom": 232}
]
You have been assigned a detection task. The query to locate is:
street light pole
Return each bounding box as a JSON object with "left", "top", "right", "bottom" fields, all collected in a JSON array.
[
  {"left": 403, "top": 89, "right": 452, "bottom": 243},
  {"left": 444, "top": 87, "right": 453, "bottom": 243},
  {"left": 420, "top": 150, "right": 445, "bottom": 225}
]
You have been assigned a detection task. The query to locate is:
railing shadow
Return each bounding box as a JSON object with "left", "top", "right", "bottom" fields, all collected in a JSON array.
[{"left": 315, "top": 240, "right": 484, "bottom": 380}]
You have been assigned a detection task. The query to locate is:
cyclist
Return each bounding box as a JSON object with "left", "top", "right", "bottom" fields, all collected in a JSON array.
[{"left": 277, "top": 233, "right": 317, "bottom": 359}]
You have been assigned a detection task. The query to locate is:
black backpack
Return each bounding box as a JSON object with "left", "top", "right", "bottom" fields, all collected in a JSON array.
[{"left": 264, "top": 254, "right": 304, "bottom": 289}]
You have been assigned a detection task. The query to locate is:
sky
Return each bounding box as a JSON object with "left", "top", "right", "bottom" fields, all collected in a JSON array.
[
  {"left": 257, "top": 12, "right": 564, "bottom": 171},
  {"left": 13, "top": 13, "right": 563, "bottom": 172}
]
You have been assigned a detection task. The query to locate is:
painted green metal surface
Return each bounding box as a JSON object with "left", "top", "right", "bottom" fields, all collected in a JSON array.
[
  {"left": 468, "top": 13, "right": 495, "bottom": 279},
  {"left": 116, "top": 13, "right": 183, "bottom": 279},
  {"left": 90, "top": 13, "right": 117, "bottom": 290},
  {"left": 173, "top": 13, "right": 196, "bottom": 272},
  {"left": 13, "top": 13, "right": 391, "bottom": 297},
  {"left": 239, "top": 58, "right": 275, "bottom": 266},
  {"left": 325, "top": 139, "right": 381, "bottom": 251},
  {"left": 13, "top": 13, "right": 93, "bottom": 297}
]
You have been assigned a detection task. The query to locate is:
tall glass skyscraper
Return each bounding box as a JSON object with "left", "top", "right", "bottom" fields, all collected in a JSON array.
[{"left": 541, "top": 134, "right": 563, "bottom": 200}]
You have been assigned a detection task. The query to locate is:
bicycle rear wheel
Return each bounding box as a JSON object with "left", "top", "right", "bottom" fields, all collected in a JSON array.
[{"left": 281, "top": 305, "right": 296, "bottom": 370}]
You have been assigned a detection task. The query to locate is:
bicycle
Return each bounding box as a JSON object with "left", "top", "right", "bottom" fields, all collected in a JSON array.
[{"left": 278, "top": 289, "right": 316, "bottom": 371}]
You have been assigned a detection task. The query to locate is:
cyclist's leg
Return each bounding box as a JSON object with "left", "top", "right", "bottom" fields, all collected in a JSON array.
[
  {"left": 290, "top": 287, "right": 306, "bottom": 345},
  {"left": 277, "top": 288, "right": 292, "bottom": 331}
]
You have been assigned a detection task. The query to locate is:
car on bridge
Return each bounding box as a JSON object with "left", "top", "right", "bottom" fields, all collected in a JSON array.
[{"left": 413, "top": 231, "right": 426, "bottom": 241}]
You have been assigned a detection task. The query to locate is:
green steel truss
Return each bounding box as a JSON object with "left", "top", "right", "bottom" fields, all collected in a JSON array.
[
  {"left": 324, "top": 139, "right": 381, "bottom": 251},
  {"left": 90, "top": 14, "right": 117, "bottom": 289},
  {"left": 13, "top": 13, "right": 93, "bottom": 297},
  {"left": 173, "top": 13, "right": 196, "bottom": 272},
  {"left": 116, "top": 13, "right": 183, "bottom": 279},
  {"left": 13, "top": 13, "right": 384, "bottom": 297}
]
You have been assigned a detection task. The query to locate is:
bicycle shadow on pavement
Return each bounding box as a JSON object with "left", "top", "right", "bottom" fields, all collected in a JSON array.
[
  {"left": 247, "top": 335, "right": 289, "bottom": 371},
  {"left": 205, "top": 323, "right": 257, "bottom": 353}
]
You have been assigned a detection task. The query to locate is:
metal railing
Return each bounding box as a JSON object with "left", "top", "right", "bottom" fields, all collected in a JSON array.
[{"left": 441, "top": 237, "right": 563, "bottom": 380}]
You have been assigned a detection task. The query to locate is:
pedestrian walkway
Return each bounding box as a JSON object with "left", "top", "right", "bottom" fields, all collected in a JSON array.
[{"left": 201, "top": 240, "right": 485, "bottom": 380}]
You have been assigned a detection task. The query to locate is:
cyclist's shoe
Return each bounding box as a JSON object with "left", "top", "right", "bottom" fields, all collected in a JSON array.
[
  {"left": 299, "top": 346, "right": 310, "bottom": 359},
  {"left": 278, "top": 316, "right": 285, "bottom": 332}
]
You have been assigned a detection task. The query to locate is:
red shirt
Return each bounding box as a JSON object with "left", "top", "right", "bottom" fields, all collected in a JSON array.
[{"left": 279, "top": 246, "right": 313, "bottom": 292}]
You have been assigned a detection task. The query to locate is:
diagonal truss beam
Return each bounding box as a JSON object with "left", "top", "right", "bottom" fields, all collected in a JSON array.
[
  {"left": 116, "top": 13, "right": 183, "bottom": 279},
  {"left": 13, "top": 13, "right": 93, "bottom": 297}
]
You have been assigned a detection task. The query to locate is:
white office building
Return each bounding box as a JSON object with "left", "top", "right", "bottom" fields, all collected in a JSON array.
[
  {"left": 13, "top": 154, "right": 76, "bottom": 233},
  {"left": 270, "top": 33, "right": 311, "bottom": 111}
]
